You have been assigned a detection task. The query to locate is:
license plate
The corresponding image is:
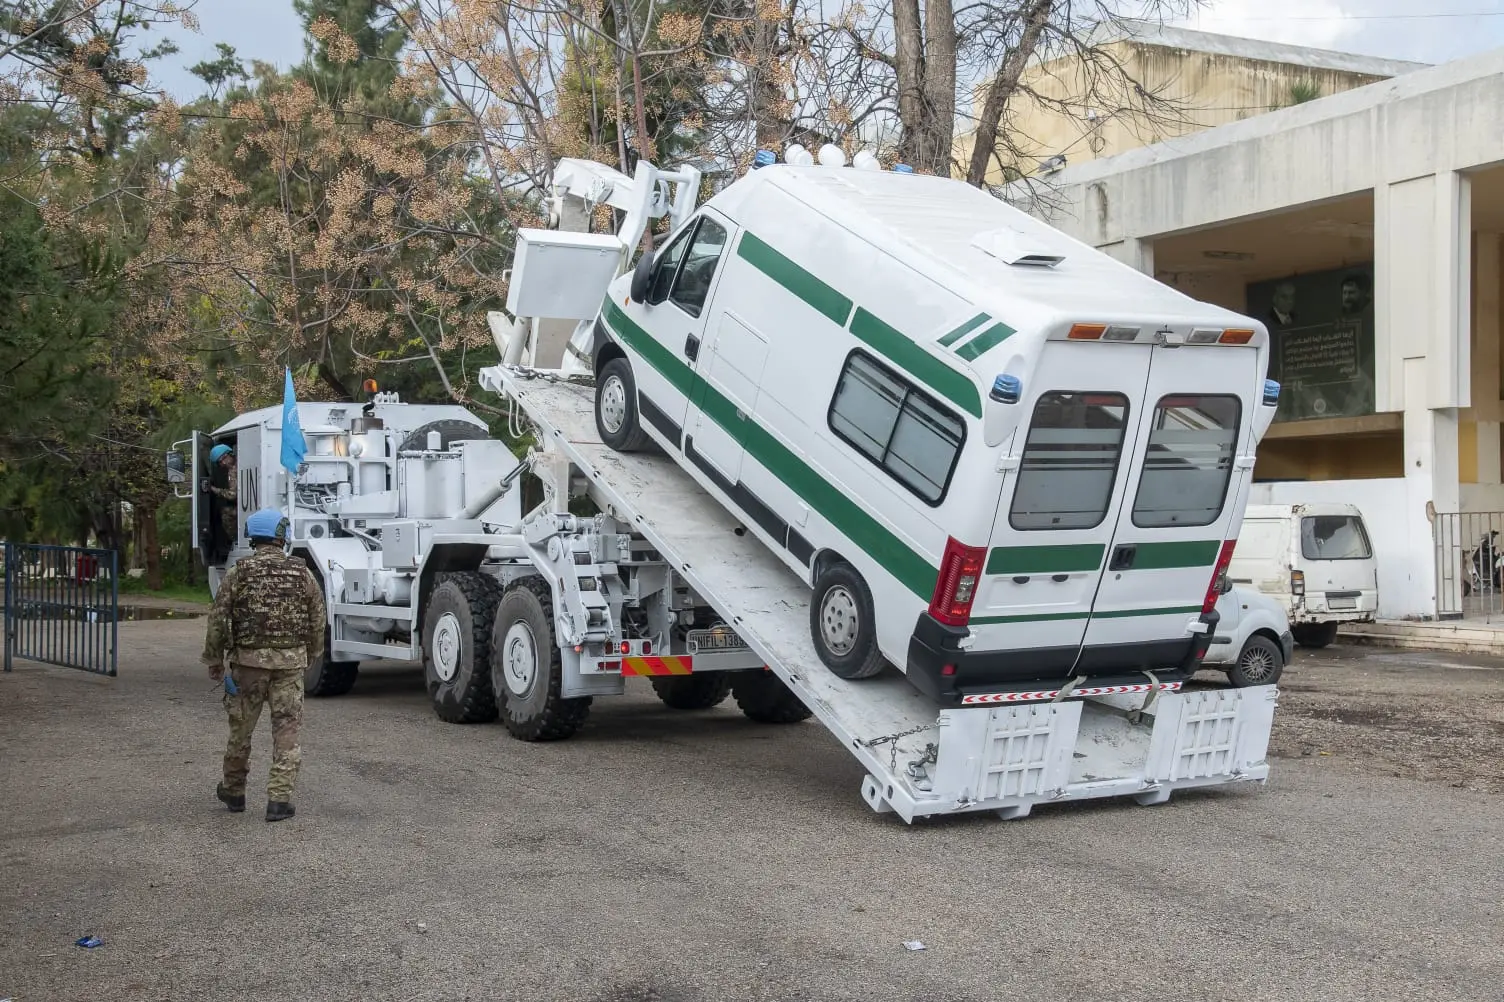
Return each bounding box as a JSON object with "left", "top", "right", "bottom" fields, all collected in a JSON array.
[
  {"left": 1328, "top": 596, "right": 1357, "bottom": 610},
  {"left": 687, "top": 627, "right": 748, "bottom": 653}
]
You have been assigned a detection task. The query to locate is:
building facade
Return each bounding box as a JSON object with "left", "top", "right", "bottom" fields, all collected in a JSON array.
[
  {"left": 1009, "top": 47, "right": 1504, "bottom": 621},
  {"left": 957, "top": 21, "right": 1426, "bottom": 183}
]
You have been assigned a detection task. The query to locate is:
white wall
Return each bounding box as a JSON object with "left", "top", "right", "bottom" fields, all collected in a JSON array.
[{"left": 1247, "top": 479, "right": 1427, "bottom": 619}]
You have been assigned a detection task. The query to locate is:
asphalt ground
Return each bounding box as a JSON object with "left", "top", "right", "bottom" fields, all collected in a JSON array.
[{"left": 2, "top": 618, "right": 1501, "bottom": 1002}]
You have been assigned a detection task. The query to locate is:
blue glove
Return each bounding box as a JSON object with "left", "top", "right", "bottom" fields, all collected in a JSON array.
[{"left": 225, "top": 673, "right": 238, "bottom": 696}]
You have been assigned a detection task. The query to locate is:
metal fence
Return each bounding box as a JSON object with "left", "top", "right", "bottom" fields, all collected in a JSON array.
[
  {"left": 2, "top": 542, "right": 119, "bottom": 675},
  {"left": 1433, "top": 511, "right": 1504, "bottom": 622}
]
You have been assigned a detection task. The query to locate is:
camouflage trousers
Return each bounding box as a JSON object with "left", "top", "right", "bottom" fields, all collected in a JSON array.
[{"left": 222, "top": 665, "right": 304, "bottom": 803}]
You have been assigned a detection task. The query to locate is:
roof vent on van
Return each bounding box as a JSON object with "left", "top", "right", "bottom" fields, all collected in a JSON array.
[{"left": 971, "top": 228, "right": 1065, "bottom": 268}]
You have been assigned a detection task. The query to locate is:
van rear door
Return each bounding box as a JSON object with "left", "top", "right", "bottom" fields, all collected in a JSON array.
[
  {"left": 1297, "top": 509, "right": 1377, "bottom": 614},
  {"left": 968, "top": 341, "right": 1153, "bottom": 681},
  {"left": 1077, "top": 340, "right": 1260, "bottom": 674}
]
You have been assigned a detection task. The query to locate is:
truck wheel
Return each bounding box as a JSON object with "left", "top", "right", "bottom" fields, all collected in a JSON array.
[
  {"left": 423, "top": 573, "right": 502, "bottom": 723},
  {"left": 491, "top": 577, "right": 591, "bottom": 741},
  {"left": 595, "top": 357, "right": 649, "bottom": 452},
  {"left": 650, "top": 673, "right": 733, "bottom": 710},
  {"left": 732, "top": 670, "right": 813, "bottom": 724},
  {"left": 1292, "top": 622, "right": 1340, "bottom": 649},
  {"left": 305, "top": 649, "right": 359, "bottom": 697},
  {"left": 1229, "top": 635, "right": 1285, "bottom": 687},
  {"left": 810, "top": 561, "right": 886, "bottom": 679}
]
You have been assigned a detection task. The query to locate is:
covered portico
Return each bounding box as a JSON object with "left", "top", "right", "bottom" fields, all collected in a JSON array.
[{"left": 1016, "top": 48, "right": 1504, "bottom": 621}]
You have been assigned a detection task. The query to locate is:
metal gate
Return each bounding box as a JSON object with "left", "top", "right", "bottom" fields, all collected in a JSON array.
[{"left": 3, "top": 542, "right": 119, "bottom": 676}]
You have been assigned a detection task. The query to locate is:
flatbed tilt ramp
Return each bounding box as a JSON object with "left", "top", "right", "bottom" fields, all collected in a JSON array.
[{"left": 487, "top": 367, "right": 1277, "bottom": 823}]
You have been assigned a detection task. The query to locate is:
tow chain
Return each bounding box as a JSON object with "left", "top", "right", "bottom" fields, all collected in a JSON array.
[
  {"left": 862, "top": 723, "right": 937, "bottom": 772},
  {"left": 510, "top": 364, "right": 595, "bottom": 387}
]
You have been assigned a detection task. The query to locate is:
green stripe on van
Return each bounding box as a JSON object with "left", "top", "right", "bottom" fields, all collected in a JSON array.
[
  {"left": 986, "top": 544, "right": 1105, "bottom": 575},
  {"left": 603, "top": 300, "right": 939, "bottom": 600},
  {"left": 850, "top": 308, "right": 984, "bottom": 418},
  {"left": 938, "top": 313, "right": 990, "bottom": 348},
  {"left": 969, "top": 605, "right": 1199, "bottom": 626},
  {"left": 1132, "top": 540, "right": 1221, "bottom": 570},
  {"left": 1092, "top": 605, "right": 1203, "bottom": 619},
  {"left": 955, "top": 322, "right": 1017, "bottom": 362},
  {"left": 735, "top": 232, "right": 853, "bottom": 326}
]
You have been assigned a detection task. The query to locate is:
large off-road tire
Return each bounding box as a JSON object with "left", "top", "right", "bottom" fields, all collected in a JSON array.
[
  {"left": 732, "top": 670, "right": 813, "bottom": 724},
  {"left": 650, "top": 673, "right": 733, "bottom": 710},
  {"left": 595, "top": 357, "right": 649, "bottom": 452},
  {"left": 1228, "top": 635, "right": 1285, "bottom": 687},
  {"left": 305, "top": 639, "right": 360, "bottom": 697},
  {"left": 810, "top": 561, "right": 886, "bottom": 680},
  {"left": 1292, "top": 621, "right": 1340, "bottom": 649},
  {"left": 423, "top": 573, "right": 502, "bottom": 723},
  {"left": 397, "top": 419, "right": 489, "bottom": 455},
  {"left": 491, "top": 577, "right": 591, "bottom": 741}
]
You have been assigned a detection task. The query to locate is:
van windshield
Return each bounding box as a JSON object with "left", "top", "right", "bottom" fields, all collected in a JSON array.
[{"left": 1301, "top": 516, "right": 1372, "bottom": 560}]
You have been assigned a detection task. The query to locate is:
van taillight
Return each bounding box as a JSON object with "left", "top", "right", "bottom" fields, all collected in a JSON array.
[
  {"left": 930, "top": 537, "right": 987, "bottom": 627},
  {"left": 1202, "top": 540, "right": 1238, "bottom": 615}
]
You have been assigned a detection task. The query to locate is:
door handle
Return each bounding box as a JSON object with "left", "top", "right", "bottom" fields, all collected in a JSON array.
[
  {"left": 1109, "top": 544, "right": 1137, "bottom": 571},
  {"left": 684, "top": 334, "right": 700, "bottom": 361}
]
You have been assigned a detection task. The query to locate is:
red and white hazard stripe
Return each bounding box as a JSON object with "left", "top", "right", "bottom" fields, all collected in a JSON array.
[{"left": 960, "top": 681, "right": 1182, "bottom": 706}]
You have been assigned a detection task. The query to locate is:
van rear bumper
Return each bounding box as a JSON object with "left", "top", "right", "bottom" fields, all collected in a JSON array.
[{"left": 905, "top": 612, "right": 1218, "bottom": 705}]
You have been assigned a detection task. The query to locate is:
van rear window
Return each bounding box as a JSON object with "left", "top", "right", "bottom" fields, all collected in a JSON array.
[
  {"left": 1009, "top": 392, "right": 1129, "bottom": 531},
  {"left": 827, "top": 351, "right": 964, "bottom": 505},
  {"left": 1131, "top": 394, "right": 1240, "bottom": 528},
  {"left": 1301, "top": 516, "right": 1372, "bottom": 560}
]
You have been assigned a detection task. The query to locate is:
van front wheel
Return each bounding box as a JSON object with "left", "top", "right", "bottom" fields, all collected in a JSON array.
[
  {"left": 596, "top": 357, "right": 649, "bottom": 452},
  {"left": 810, "top": 562, "right": 886, "bottom": 680}
]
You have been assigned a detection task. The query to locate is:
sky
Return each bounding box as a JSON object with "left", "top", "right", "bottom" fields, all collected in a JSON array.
[{"left": 144, "top": 0, "right": 1504, "bottom": 101}]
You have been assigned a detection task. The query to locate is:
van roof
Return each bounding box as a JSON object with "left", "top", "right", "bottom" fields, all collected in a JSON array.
[
  {"left": 708, "top": 166, "right": 1265, "bottom": 366},
  {"left": 1244, "top": 502, "right": 1366, "bottom": 519}
]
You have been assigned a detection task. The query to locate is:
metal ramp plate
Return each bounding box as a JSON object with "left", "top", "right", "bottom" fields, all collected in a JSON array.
[
  {"left": 490, "top": 370, "right": 944, "bottom": 816},
  {"left": 485, "top": 367, "right": 1275, "bottom": 822}
]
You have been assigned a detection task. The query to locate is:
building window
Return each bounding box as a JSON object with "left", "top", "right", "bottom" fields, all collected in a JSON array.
[
  {"left": 827, "top": 351, "right": 965, "bottom": 506},
  {"left": 1009, "top": 392, "right": 1130, "bottom": 531},
  {"left": 1131, "top": 394, "right": 1241, "bottom": 528}
]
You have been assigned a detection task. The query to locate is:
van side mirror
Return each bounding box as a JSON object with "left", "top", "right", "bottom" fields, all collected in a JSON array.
[
  {"left": 629, "top": 251, "right": 655, "bottom": 304},
  {"left": 165, "top": 450, "right": 186, "bottom": 484},
  {"left": 1217, "top": 572, "right": 1233, "bottom": 595}
]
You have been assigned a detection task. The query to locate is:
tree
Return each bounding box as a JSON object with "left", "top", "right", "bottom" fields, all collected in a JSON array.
[{"left": 793, "top": 2, "right": 1195, "bottom": 183}]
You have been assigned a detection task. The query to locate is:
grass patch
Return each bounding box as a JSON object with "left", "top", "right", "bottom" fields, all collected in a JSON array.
[{"left": 119, "top": 577, "right": 212, "bottom": 605}]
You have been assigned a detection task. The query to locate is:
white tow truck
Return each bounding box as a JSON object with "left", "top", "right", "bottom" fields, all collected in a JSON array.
[{"left": 171, "top": 149, "right": 1278, "bottom": 823}]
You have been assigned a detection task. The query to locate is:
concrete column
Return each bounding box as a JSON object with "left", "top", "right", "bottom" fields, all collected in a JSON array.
[
  {"left": 1098, "top": 237, "right": 1153, "bottom": 275},
  {"left": 1472, "top": 233, "right": 1503, "bottom": 484},
  {"left": 1384, "top": 172, "right": 1471, "bottom": 618}
]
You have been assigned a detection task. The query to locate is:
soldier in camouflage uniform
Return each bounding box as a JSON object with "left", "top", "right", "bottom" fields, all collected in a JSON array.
[{"left": 201, "top": 508, "right": 326, "bottom": 822}]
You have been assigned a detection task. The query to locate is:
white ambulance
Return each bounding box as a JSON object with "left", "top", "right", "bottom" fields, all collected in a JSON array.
[{"left": 585, "top": 159, "right": 1279, "bottom": 704}]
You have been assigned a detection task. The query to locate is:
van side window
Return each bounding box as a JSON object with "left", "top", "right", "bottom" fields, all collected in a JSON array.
[
  {"left": 828, "top": 351, "right": 964, "bottom": 506},
  {"left": 645, "top": 222, "right": 697, "bottom": 305},
  {"left": 1131, "top": 394, "right": 1241, "bottom": 528},
  {"left": 669, "top": 217, "right": 728, "bottom": 317},
  {"left": 1009, "top": 392, "right": 1130, "bottom": 531}
]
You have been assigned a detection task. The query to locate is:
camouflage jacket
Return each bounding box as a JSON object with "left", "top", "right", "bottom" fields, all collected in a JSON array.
[{"left": 201, "top": 545, "right": 326, "bottom": 671}]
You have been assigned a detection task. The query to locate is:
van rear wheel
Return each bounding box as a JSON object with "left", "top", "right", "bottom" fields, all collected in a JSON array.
[
  {"left": 596, "top": 357, "right": 649, "bottom": 452},
  {"left": 1293, "top": 622, "right": 1340, "bottom": 649},
  {"left": 810, "top": 561, "right": 886, "bottom": 680}
]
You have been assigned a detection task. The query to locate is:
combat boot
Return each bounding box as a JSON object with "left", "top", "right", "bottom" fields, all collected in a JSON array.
[
  {"left": 216, "top": 783, "right": 245, "bottom": 813},
  {"left": 265, "top": 801, "right": 296, "bottom": 823}
]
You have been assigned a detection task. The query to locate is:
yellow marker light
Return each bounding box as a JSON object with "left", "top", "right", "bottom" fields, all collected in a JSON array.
[
  {"left": 1068, "top": 323, "right": 1107, "bottom": 340},
  {"left": 1219, "top": 328, "right": 1255, "bottom": 345}
]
